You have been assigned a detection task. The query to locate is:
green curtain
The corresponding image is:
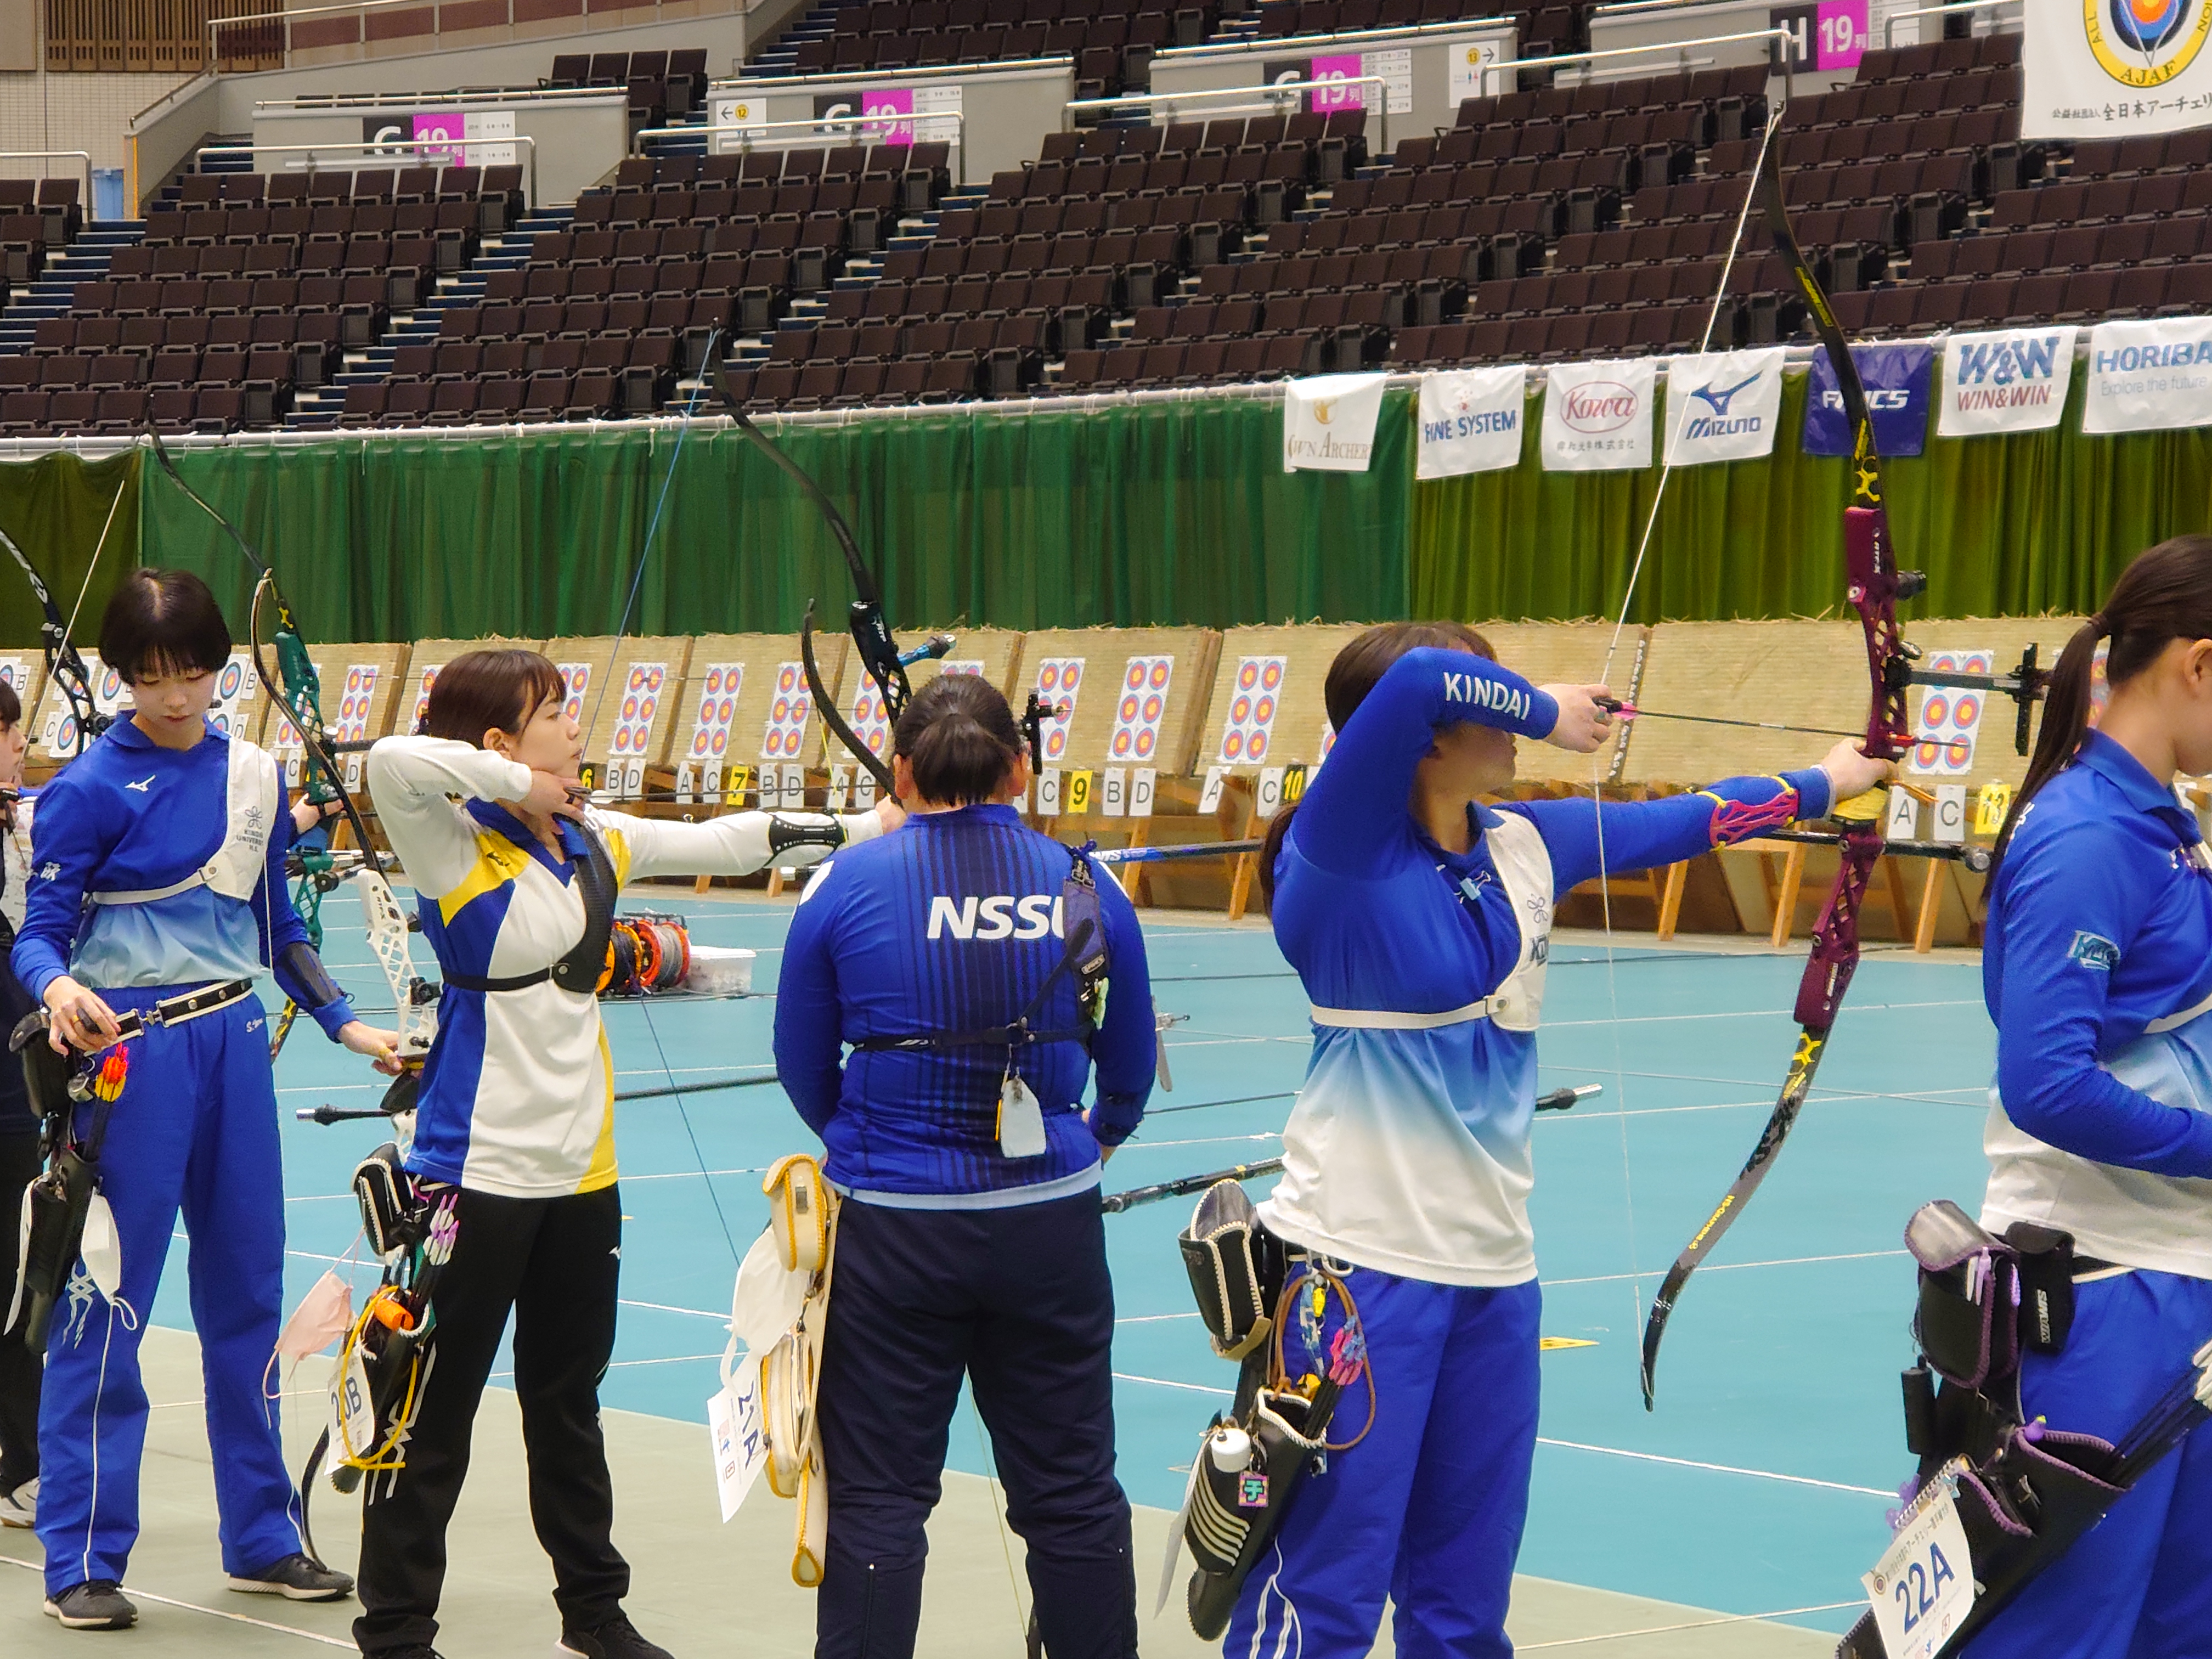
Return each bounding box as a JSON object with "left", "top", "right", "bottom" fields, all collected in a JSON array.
[
  {"left": 0, "top": 450, "right": 139, "bottom": 652},
  {"left": 136, "top": 394, "right": 1414, "bottom": 641},
  {"left": 1412, "top": 365, "right": 2212, "bottom": 624}
]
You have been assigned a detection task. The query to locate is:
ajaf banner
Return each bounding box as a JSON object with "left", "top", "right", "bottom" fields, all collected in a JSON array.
[
  {"left": 1415, "top": 365, "right": 1527, "bottom": 479},
  {"left": 1802, "top": 341, "right": 1935, "bottom": 458},
  {"left": 1282, "top": 371, "right": 1388, "bottom": 472},
  {"left": 1541, "top": 358, "right": 1656, "bottom": 471},
  {"left": 2080, "top": 316, "right": 2212, "bottom": 433},
  {"left": 1661, "top": 347, "right": 1786, "bottom": 466},
  {"left": 2022, "top": 2, "right": 2212, "bottom": 140},
  {"left": 1938, "top": 326, "right": 2079, "bottom": 437}
]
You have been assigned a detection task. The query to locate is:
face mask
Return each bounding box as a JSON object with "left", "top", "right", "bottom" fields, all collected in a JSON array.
[
  {"left": 80, "top": 1194, "right": 122, "bottom": 1302},
  {"left": 276, "top": 1269, "right": 353, "bottom": 1361}
]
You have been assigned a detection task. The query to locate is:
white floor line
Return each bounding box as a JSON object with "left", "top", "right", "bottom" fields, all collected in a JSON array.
[
  {"left": 1533, "top": 1437, "right": 1893, "bottom": 1498},
  {"left": 1539, "top": 1249, "right": 1910, "bottom": 1288},
  {"left": 1515, "top": 1600, "right": 1865, "bottom": 1649},
  {"left": 1114, "top": 1312, "right": 1200, "bottom": 1325},
  {"left": 1111, "top": 1372, "right": 1231, "bottom": 1396},
  {"left": 0, "top": 1555, "right": 352, "bottom": 1647}
]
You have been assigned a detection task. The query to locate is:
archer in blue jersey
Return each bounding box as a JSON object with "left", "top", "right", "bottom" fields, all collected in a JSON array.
[
  {"left": 775, "top": 673, "right": 1155, "bottom": 1659},
  {"left": 1964, "top": 538, "right": 2212, "bottom": 1659},
  {"left": 1232, "top": 622, "right": 1888, "bottom": 1659}
]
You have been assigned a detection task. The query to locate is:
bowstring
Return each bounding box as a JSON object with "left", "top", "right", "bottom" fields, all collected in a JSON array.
[
  {"left": 18, "top": 470, "right": 128, "bottom": 754},
  {"left": 1587, "top": 100, "right": 1788, "bottom": 1341}
]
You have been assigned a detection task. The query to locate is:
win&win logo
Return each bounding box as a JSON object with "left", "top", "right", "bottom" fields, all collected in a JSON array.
[{"left": 1952, "top": 334, "right": 2067, "bottom": 413}]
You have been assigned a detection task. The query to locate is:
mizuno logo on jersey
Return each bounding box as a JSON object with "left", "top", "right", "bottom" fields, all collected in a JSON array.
[
  {"left": 927, "top": 894, "right": 1065, "bottom": 941},
  {"left": 1441, "top": 672, "right": 1529, "bottom": 722},
  {"left": 125, "top": 777, "right": 153, "bottom": 793}
]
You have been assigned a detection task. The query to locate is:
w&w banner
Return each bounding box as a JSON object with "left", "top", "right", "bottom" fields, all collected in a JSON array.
[
  {"left": 1938, "top": 326, "right": 2078, "bottom": 437},
  {"left": 2023, "top": 4, "right": 2212, "bottom": 140}
]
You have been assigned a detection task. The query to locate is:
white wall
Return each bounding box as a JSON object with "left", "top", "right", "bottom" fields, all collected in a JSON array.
[{"left": 0, "top": 70, "right": 196, "bottom": 178}]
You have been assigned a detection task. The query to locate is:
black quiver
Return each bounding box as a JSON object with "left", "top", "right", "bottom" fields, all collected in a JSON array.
[
  {"left": 4, "top": 1011, "right": 111, "bottom": 1356},
  {"left": 1835, "top": 1201, "right": 2128, "bottom": 1659}
]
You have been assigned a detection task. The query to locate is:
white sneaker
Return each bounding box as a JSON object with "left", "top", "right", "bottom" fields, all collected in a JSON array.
[{"left": 0, "top": 1478, "right": 35, "bottom": 1528}]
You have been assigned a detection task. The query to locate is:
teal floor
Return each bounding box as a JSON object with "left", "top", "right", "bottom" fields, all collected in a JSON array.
[{"left": 192, "top": 890, "right": 1991, "bottom": 1642}]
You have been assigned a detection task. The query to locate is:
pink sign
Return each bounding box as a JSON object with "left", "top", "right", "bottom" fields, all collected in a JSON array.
[
  {"left": 1307, "top": 52, "right": 1366, "bottom": 111},
  {"left": 859, "top": 87, "right": 916, "bottom": 146},
  {"left": 410, "top": 110, "right": 466, "bottom": 165},
  {"left": 1813, "top": 1, "right": 1866, "bottom": 70}
]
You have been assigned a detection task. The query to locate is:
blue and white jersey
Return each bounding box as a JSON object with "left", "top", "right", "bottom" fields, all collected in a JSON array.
[
  {"left": 774, "top": 803, "right": 1155, "bottom": 1206},
  {"left": 13, "top": 716, "right": 353, "bottom": 1035},
  {"left": 368, "top": 735, "right": 880, "bottom": 1199},
  {"left": 1263, "top": 648, "right": 1833, "bottom": 1286},
  {"left": 1981, "top": 729, "right": 2212, "bottom": 1278}
]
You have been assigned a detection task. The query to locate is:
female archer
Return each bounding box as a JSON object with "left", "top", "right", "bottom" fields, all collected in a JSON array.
[
  {"left": 13, "top": 569, "right": 398, "bottom": 1630},
  {"left": 1235, "top": 622, "right": 1889, "bottom": 1658},
  {"left": 354, "top": 647, "right": 897, "bottom": 1659}
]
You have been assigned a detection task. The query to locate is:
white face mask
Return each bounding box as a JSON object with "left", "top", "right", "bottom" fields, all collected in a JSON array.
[
  {"left": 80, "top": 1194, "right": 122, "bottom": 1303},
  {"left": 276, "top": 1269, "right": 353, "bottom": 1362}
]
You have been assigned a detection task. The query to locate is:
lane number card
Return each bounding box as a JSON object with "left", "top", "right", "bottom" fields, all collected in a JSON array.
[{"left": 1863, "top": 1466, "right": 1976, "bottom": 1659}]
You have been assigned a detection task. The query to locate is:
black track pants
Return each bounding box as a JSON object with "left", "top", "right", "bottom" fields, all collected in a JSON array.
[
  {"left": 0, "top": 1133, "right": 40, "bottom": 1494},
  {"left": 814, "top": 1189, "right": 1137, "bottom": 1659},
  {"left": 353, "top": 1184, "right": 630, "bottom": 1654}
]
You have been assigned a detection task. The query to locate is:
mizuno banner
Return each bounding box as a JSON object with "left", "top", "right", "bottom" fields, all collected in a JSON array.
[
  {"left": 1415, "top": 365, "right": 1527, "bottom": 479},
  {"left": 1801, "top": 342, "right": 1934, "bottom": 458},
  {"left": 1661, "top": 347, "right": 1786, "bottom": 466},
  {"left": 1541, "top": 358, "right": 1656, "bottom": 471},
  {"left": 1282, "top": 371, "right": 1387, "bottom": 472},
  {"left": 2022, "top": 3, "right": 2212, "bottom": 142},
  {"left": 2080, "top": 315, "right": 2212, "bottom": 433},
  {"left": 1938, "top": 326, "right": 2079, "bottom": 437}
]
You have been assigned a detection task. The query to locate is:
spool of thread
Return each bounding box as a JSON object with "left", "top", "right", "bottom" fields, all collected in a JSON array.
[{"left": 1208, "top": 1426, "right": 1252, "bottom": 1471}]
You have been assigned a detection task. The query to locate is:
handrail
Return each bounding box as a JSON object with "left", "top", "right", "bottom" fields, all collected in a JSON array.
[
  {"left": 0, "top": 151, "right": 96, "bottom": 205},
  {"left": 631, "top": 114, "right": 970, "bottom": 184},
  {"left": 713, "top": 54, "right": 1070, "bottom": 90},
  {"left": 1065, "top": 74, "right": 1391, "bottom": 148},
  {"left": 1155, "top": 12, "right": 1515, "bottom": 59},
  {"left": 193, "top": 135, "right": 539, "bottom": 203},
  {"left": 1473, "top": 26, "right": 1795, "bottom": 99},
  {"left": 1590, "top": 0, "right": 1745, "bottom": 14},
  {"left": 258, "top": 87, "right": 624, "bottom": 114},
  {"left": 1882, "top": 0, "right": 2021, "bottom": 49},
  {"left": 205, "top": 0, "right": 694, "bottom": 72}
]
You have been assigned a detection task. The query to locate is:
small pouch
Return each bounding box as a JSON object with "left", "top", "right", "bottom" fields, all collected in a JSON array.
[
  {"left": 352, "top": 1143, "right": 417, "bottom": 1262},
  {"left": 2002, "top": 1221, "right": 2077, "bottom": 1355},
  {"left": 1178, "top": 1180, "right": 1287, "bottom": 1362},
  {"left": 1906, "top": 1199, "right": 2023, "bottom": 1391}
]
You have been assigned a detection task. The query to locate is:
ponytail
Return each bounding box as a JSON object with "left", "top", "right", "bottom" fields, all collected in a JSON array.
[
  {"left": 1258, "top": 619, "right": 1497, "bottom": 900},
  {"left": 893, "top": 672, "right": 1024, "bottom": 807},
  {"left": 1996, "top": 534, "right": 2212, "bottom": 859}
]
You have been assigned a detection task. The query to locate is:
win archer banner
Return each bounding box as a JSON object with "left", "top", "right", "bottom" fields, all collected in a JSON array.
[{"left": 1801, "top": 342, "right": 1934, "bottom": 458}]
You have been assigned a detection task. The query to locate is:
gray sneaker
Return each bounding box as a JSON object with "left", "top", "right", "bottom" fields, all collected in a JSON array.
[
  {"left": 43, "top": 1579, "right": 137, "bottom": 1629},
  {"left": 0, "top": 1477, "right": 35, "bottom": 1528},
  {"left": 227, "top": 1552, "right": 354, "bottom": 1602}
]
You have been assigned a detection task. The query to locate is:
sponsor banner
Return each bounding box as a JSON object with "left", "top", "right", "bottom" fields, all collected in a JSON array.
[
  {"left": 1283, "top": 371, "right": 1387, "bottom": 472},
  {"left": 1802, "top": 342, "right": 1935, "bottom": 458},
  {"left": 1769, "top": 1, "right": 1869, "bottom": 72},
  {"left": 1263, "top": 48, "right": 1413, "bottom": 114},
  {"left": 1661, "top": 347, "right": 1786, "bottom": 466},
  {"left": 1541, "top": 358, "right": 1656, "bottom": 471},
  {"left": 813, "top": 84, "right": 961, "bottom": 145},
  {"left": 2081, "top": 315, "right": 2212, "bottom": 433},
  {"left": 2023, "top": 2, "right": 2212, "bottom": 140},
  {"left": 1415, "top": 364, "right": 1526, "bottom": 479},
  {"left": 1938, "top": 326, "right": 2078, "bottom": 437}
]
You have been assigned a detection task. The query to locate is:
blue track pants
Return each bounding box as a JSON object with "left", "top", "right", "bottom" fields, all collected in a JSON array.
[
  {"left": 1224, "top": 1268, "right": 1541, "bottom": 1659},
  {"left": 36, "top": 990, "right": 302, "bottom": 1596},
  {"left": 1963, "top": 1268, "right": 2212, "bottom": 1659}
]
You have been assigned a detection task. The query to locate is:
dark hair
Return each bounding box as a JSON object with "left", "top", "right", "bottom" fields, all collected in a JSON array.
[
  {"left": 422, "top": 648, "right": 568, "bottom": 746},
  {"left": 0, "top": 679, "right": 20, "bottom": 729},
  {"left": 1998, "top": 535, "right": 2212, "bottom": 858},
  {"left": 1259, "top": 620, "right": 1497, "bottom": 899},
  {"left": 893, "top": 673, "right": 1024, "bottom": 806},
  {"left": 98, "top": 568, "right": 232, "bottom": 684}
]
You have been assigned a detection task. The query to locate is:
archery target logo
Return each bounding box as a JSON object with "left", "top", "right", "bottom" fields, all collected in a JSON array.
[
  {"left": 940, "top": 659, "right": 984, "bottom": 676},
  {"left": 1217, "top": 656, "right": 1286, "bottom": 765},
  {"left": 1908, "top": 650, "right": 1991, "bottom": 776},
  {"left": 556, "top": 662, "right": 591, "bottom": 726},
  {"left": 2086, "top": 0, "right": 2211, "bottom": 86},
  {"left": 0, "top": 659, "right": 25, "bottom": 694},
  {"left": 207, "top": 652, "right": 255, "bottom": 737},
  {"left": 335, "top": 664, "right": 377, "bottom": 743},
  {"left": 93, "top": 659, "right": 123, "bottom": 714},
  {"left": 1032, "top": 658, "right": 1084, "bottom": 763},
  {"left": 413, "top": 665, "right": 440, "bottom": 731},
  {"left": 1108, "top": 656, "right": 1173, "bottom": 764},
  {"left": 269, "top": 707, "right": 302, "bottom": 752},
  {"left": 848, "top": 678, "right": 891, "bottom": 759},
  {"left": 611, "top": 662, "right": 666, "bottom": 758},
  {"left": 688, "top": 663, "right": 743, "bottom": 760},
  {"left": 760, "top": 661, "right": 814, "bottom": 760}
]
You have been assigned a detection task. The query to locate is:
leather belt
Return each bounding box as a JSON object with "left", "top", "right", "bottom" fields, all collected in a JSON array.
[{"left": 109, "top": 978, "right": 256, "bottom": 1040}]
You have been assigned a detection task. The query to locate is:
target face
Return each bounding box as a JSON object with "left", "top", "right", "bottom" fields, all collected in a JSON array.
[
  {"left": 689, "top": 663, "right": 743, "bottom": 760},
  {"left": 1217, "top": 656, "right": 1288, "bottom": 766},
  {"left": 1908, "top": 649, "right": 1993, "bottom": 777},
  {"left": 760, "top": 661, "right": 812, "bottom": 762},
  {"left": 1031, "top": 657, "right": 1085, "bottom": 763},
  {"left": 334, "top": 664, "right": 378, "bottom": 742},
  {"left": 1108, "top": 655, "right": 1173, "bottom": 770},
  {"left": 610, "top": 662, "right": 666, "bottom": 758}
]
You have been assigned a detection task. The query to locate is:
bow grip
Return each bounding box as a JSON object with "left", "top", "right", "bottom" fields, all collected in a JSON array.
[{"left": 1843, "top": 505, "right": 1920, "bottom": 763}]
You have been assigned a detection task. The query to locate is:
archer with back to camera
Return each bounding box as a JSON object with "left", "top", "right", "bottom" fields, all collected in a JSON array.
[
  {"left": 773, "top": 672, "right": 1158, "bottom": 1659},
  {"left": 352, "top": 647, "right": 898, "bottom": 1659},
  {"left": 9, "top": 569, "right": 401, "bottom": 1630},
  {"left": 1939, "top": 537, "right": 2212, "bottom": 1659},
  {"left": 1205, "top": 622, "right": 1891, "bottom": 1658}
]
